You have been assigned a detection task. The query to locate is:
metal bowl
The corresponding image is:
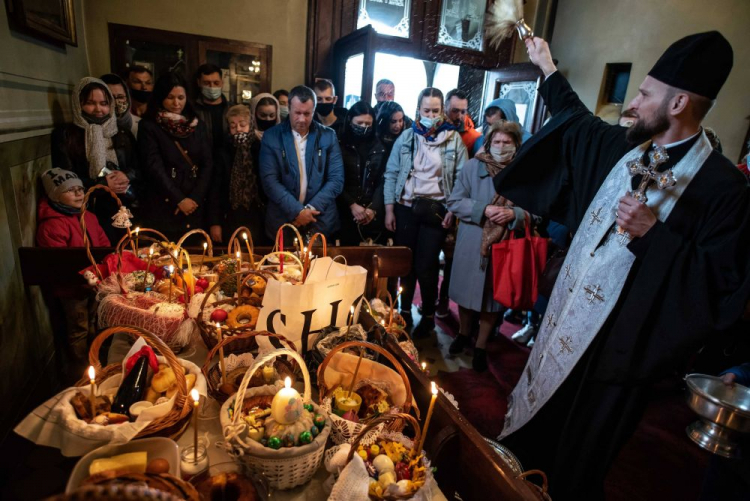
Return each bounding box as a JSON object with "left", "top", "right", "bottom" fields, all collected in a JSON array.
[
  {"left": 484, "top": 437, "right": 524, "bottom": 476},
  {"left": 684, "top": 373, "right": 750, "bottom": 458}
]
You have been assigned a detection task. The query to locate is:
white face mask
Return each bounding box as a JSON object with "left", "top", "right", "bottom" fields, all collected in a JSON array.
[
  {"left": 419, "top": 115, "right": 435, "bottom": 129},
  {"left": 490, "top": 144, "right": 516, "bottom": 164},
  {"left": 201, "top": 86, "right": 222, "bottom": 101}
]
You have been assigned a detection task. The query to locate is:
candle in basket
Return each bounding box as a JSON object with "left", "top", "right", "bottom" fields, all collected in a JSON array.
[
  {"left": 216, "top": 322, "right": 226, "bottom": 384},
  {"left": 144, "top": 247, "right": 154, "bottom": 291},
  {"left": 279, "top": 232, "right": 284, "bottom": 273},
  {"left": 88, "top": 366, "right": 97, "bottom": 418},
  {"left": 413, "top": 382, "right": 438, "bottom": 457},
  {"left": 271, "top": 376, "right": 303, "bottom": 425},
  {"left": 191, "top": 389, "right": 200, "bottom": 462},
  {"left": 242, "top": 232, "right": 254, "bottom": 269},
  {"left": 134, "top": 227, "right": 140, "bottom": 253},
  {"left": 168, "top": 264, "right": 174, "bottom": 302},
  {"left": 236, "top": 250, "right": 242, "bottom": 294},
  {"left": 199, "top": 241, "right": 207, "bottom": 269}
]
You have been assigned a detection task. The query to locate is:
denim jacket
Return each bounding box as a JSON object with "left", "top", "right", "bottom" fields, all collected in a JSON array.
[{"left": 383, "top": 128, "right": 467, "bottom": 206}]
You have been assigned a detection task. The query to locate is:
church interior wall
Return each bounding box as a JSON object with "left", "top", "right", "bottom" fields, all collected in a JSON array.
[
  {"left": 549, "top": 0, "right": 750, "bottom": 162},
  {"left": 83, "top": 0, "right": 308, "bottom": 92}
]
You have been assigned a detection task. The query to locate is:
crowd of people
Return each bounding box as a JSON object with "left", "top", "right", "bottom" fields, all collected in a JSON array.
[{"left": 39, "top": 63, "right": 544, "bottom": 371}]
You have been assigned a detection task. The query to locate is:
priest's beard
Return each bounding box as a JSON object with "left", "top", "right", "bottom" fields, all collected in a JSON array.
[{"left": 626, "top": 99, "right": 670, "bottom": 146}]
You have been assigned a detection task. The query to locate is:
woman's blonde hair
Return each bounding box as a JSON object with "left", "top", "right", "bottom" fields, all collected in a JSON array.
[
  {"left": 226, "top": 104, "right": 251, "bottom": 122},
  {"left": 484, "top": 120, "right": 523, "bottom": 149}
]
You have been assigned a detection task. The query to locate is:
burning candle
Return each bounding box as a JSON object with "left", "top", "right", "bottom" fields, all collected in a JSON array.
[
  {"left": 421, "top": 362, "right": 427, "bottom": 373},
  {"left": 168, "top": 264, "right": 174, "bottom": 302},
  {"left": 414, "top": 382, "right": 438, "bottom": 457},
  {"left": 216, "top": 323, "right": 226, "bottom": 384},
  {"left": 347, "top": 305, "right": 354, "bottom": 334},
  {"left": 294, "top": 237, "right": 299, "bottom": 254},
  {"left": 199, "top": 241, "right": 208, "bottom": 270},
  {"left": 242, "top": 232, "right": 255, "bottom": 269},
  {"left": 191, "top": 389, "right": 200, "bottom": 462},
  {"left": 271, "top": 376, "right": 303, "bottom": 425},
  {"left": 236, "top": 250, "right": 242, "bottom": 295},
  {"left": 134, "top": 227, "right": 140, "bottom": 253},
  {"left": 346, "top": 347, "right": 365, "bottom": 399},
  {"left": 279, "top": 232, "right": 284, "bottom": 273},
  {"left": 88, "top": 366, "right": 97, "bottom": 418},
  {"left": 143, "top": 246, "right": 154, "bottom": 291}
]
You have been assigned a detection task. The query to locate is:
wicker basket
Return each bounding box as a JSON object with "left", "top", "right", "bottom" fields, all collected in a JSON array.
[
  {"left": 174, "top": 228, "right": 214, "bottom": 272},
  {"left": 221, "top": 349, "right": 331, "bottom": 490},
  {"left": 196, "top": 269, "right": 277, "bottom": 352},
  {"left": 318, "top": 341, "right": 414, "bottom": 445},
  {"left": 327, "top": 413, "right": 435, "bottom": 501},
  {"left": 201, "top": 329, "right": 297, "bottom": 402},
  {"left": 75, "top": 326, "right": 194, "bottom": 440}
]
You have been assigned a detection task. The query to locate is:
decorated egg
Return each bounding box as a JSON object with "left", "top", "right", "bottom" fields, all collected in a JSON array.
[
  {"left": 358, "top": 449, "right": 368, "bottom": 461},
  {"left": 395, "top": 479, "right": 413, "bottom": 496},
  {"left": 283, "top": 433, "right": 295, "bottom": 447},
  {"left": 210, "top": 309, "right": 228, "bottom": 322},
  {"left": 313, "top": 413, "right": 326, "bottom": 429},
  {"left": 310, "top": 425, "right": 320, "bottom": 437},
  {"left": 267, "top": 436, "right": 282, "bottom": 449},
  {"left": 303, "top": 403, "right": 314, "bottom": 412},
  {"left": 298, "top": 430, "right": 313, "bottom": 445},
  {"left": 196, "top": 278, "right": 209, "bottom": 289}
]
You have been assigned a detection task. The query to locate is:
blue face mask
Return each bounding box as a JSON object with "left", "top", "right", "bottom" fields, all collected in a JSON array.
[{"left": 419, "top": 115, "right": 435, "bottom": 129}]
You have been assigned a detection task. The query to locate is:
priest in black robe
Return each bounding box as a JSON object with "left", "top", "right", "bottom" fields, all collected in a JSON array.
[{"left": 494, "top": 31, "right": 750, "bottom": 499}]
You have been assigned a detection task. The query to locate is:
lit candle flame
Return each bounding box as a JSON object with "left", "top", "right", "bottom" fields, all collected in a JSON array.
[
  {"left": 303, "top": 246, "right": 307, "bottom": 254},
  {"left": 398, "top": 286, "right": 403, "bottom": 294},
  {"left": 215, "top": 322, "right": 221, "bottom": 329},
  {"left": 88, "top": 365, "right": 95, "bottom": 381},
  {"left": 134, "top": 227, "right": 140, "bottom": 234},
  {"left": 431, "top": 381, "right": 438, "bottom": 396},
  {"left": 191, "top": 388, "right": 200, "bottom": 403},
  {"left": 242, "top": 232, "right": 248, "bottom": 241},
  {"left": 284, "top": 376, "right": 291, "bottom": 389},
  {"left": 236, "top": 251, "right": 240, "bottom": 258},
  {"left": 149, "top": 247, "right": 154, "bottom": 256},
  {"left": 421, "top": 362, "right": 427, "bottom": 371},
  {"left": 168, "top": 264, "right": 174, "bottom": 273},
  {"left": 203, "top": 242, "right": 208, "bottom": 249}
]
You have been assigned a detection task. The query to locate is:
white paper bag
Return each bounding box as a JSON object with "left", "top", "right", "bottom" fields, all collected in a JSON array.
[{"left": 256, "top": 257, "right": 367, "bottom": 353}]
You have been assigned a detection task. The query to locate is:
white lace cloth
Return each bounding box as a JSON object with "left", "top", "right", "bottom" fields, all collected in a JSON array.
[{"left": 14, "top": 339, "right": 207, "bottom": 457}]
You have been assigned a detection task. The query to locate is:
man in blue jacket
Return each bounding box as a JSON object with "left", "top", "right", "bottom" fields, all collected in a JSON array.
[{"left": 259, "top": 85, "right": 344, "bottom": 240}]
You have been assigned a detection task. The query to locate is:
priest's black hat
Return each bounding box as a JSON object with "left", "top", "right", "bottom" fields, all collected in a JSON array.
[{"left": 648, "top": 31, "right": 733, "bottom": 100}]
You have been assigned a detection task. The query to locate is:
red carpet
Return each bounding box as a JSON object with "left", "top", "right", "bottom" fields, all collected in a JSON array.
[{"left": 430, "top": 294, "right": 711, "bottom": 500}]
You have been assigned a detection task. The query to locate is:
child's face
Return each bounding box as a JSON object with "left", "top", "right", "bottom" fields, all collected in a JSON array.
[{"left": 58, "top": 186, "right": 85, "bottom": 209}]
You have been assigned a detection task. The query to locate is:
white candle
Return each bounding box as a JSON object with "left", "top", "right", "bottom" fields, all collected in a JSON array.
[
  {"left": 88, "top": 366, "right": 96, "bottom": 418},
  {"left": 271, "top": 376, "right": 303, "bottom": 425},
  {"left": 191, "top": 389, "right": 200, "bottom": 462},
  {"left": 168, "top": 264, "right": 174, "bottom": 302},
  {"left": 414, "top": 382, "right": 438, "bottom": 457}
]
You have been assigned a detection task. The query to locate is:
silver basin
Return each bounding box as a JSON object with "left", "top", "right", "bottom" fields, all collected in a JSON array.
[{"left": 685, "top": 373, "right": 750, "bottom": 458}]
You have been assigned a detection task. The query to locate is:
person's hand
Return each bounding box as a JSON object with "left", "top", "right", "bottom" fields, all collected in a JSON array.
[
  {"left": 106, "top": 171, "right": 129, "bottom": 194},
  {"left": 616, "top": 193, "right": 657, "bottom": 238},
  {"left": 525, "top": 37, "right": 557, "bottom": 77},
  {"left": 721, "top": 372, "right": 737, "bottom": 386},
  {"left": 350, "top": 203, "right": 368, "bottom": 224},
  {"left": 210, "top": 225, "right": 223, "bottom": 243},
  {"left": 442, "top": 211, "right": 454, "bottom": 229},
  {"left": 385, "top": 205, "right": 396, "bottom": 232},
  {"left": 293, "top": 208, "right": 320, "bottom": 227},
  {"left": 176, "top": 198, "right": 198, "bottom": 216},
  {"left": 362, "top": 208, "right": 376, "bottom": 225},
  {"left": 486, "top": 206, "right": 515, "bottom": 225}
]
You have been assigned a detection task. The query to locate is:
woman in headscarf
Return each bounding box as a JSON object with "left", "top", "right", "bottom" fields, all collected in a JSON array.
[
  {"left": 446, "top": 120, "right": 531, "bottom": 372},
  {"left": 337, "top": 101, "right": 386, "bottom": 245},
  {"left": 472, "top": 98, "right": 532, "bottom": 155},
  {"left": 208, "top": 104, "right": 267, "bottom": 244},
  {"left": 249, "top": 93, "right": 281, "bottom": 141},
  {"left": 383, "top": 87, "right": 468, "bottom": 338},
  {"left": 51, "top": 76, "right": 141, "bottom": 244},
  {"left": 137, "top": 72, "right": 213, "bottom": 241}
]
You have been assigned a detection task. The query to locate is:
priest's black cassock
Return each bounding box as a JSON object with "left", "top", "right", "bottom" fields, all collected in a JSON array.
[{"left": 494, "top": 59, "right": 750, "bottom": 499}]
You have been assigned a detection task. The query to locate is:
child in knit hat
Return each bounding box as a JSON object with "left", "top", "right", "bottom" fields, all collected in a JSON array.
[{"left": 37, "top": 167, "right": 110, "bottom": 378}]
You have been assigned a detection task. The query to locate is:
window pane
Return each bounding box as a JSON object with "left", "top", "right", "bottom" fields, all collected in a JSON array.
[
  {"left": 437, "top": 0, "right": 485, "bottom": 51},
  {"left": 358, "top": 0, "right": 410, "bottom": 38},
  {"left": 343, "top": 53, "right": 365, "bottom": 109}
]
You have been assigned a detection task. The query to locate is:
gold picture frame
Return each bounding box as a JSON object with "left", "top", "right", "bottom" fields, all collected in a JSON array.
[{"left": 6, "top": 0, "right": 77, "bottom": 46}]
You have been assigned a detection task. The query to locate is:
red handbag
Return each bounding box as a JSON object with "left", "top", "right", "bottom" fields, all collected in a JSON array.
[{"left": 492, "top": 215, "right": 549, "bottom": 310}]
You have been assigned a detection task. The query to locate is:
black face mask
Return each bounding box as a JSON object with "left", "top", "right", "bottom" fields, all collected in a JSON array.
[
  {"left": 350, "top": 123, "right": 371, "bottom": 138},
  {"left": 83, "top": 112, "right": 110, "bottom": 125},
  {"left": 130, "top": 88, "right": 152, "bottom": 103},
  {"left": 257, "top": 119, "right": 276, "bottom": 131},
  {"left": 316, "top": 102, "right": 334, "bottom": 116}
]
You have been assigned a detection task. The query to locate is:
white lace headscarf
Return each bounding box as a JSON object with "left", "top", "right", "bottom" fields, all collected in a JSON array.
[{"left": 71, "top": 77, "right": 119, "bottom": 179}]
